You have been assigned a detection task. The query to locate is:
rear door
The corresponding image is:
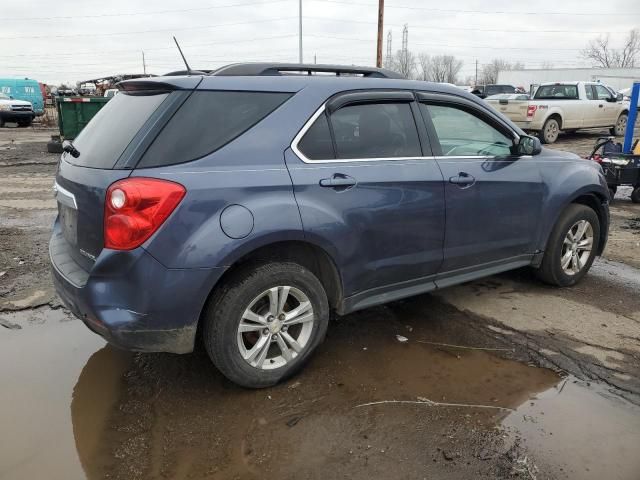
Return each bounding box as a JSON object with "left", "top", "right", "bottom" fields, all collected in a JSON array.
[
  {"left": 417, "top": 93, "right": 543, "bottom": 281},
  {"left": 286, "top": 90, "right": 445, "bottom": 300},
  {"left": 593, "top": 84, "right": 618, "bottom": 125}
]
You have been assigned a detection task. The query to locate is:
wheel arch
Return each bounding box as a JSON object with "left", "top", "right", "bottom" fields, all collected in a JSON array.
[
  {"left": 539, "top": 191, "right": 608, "bottom": 261},
  {"left": 197, "top": 239, "right": 344, "bottom": 339}
]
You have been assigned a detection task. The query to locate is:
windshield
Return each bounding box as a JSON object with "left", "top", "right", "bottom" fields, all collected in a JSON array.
[
  {"left": 534, "top": 85, "right": 579, "bottom": 99},
  {"left": 67, "top": 91, "right": 169, "bottom": 169}
]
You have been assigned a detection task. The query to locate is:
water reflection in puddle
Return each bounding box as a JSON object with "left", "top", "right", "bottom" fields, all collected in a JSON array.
[{"left": 0, "top": 310, "right": 129, "bottom": 480}]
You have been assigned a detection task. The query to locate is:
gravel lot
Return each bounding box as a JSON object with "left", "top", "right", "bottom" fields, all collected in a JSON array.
[{"left": 1, "top": 125, "right": 639, "bottom": 480}]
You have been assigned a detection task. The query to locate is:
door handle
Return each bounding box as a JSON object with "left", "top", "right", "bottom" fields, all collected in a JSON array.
[
  {"left": 449, "top": 172, "right": 476, "bottom": 187},
  {"left": 599, "top": 104, "right": 604, "bottom": 108},
  {"left": 319, "top": 174, "right": 356, "bottom": 189}
]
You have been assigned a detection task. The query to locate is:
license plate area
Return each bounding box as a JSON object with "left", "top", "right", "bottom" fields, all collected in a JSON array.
[{"left": 58, "top": 202, "right": 78, "bottom": 246}]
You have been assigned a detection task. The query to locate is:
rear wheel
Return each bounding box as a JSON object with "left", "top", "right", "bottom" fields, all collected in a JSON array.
[
  {"left": 17, "top": 119, "right": 32, "bottom": 128},
  {"left": 631, "top": 187, "right": 640, "bottom": 204},
  {"left": 608, "top": 186, "right": 617, "bottom": 201},
  {"left": 540, "top": 117, "right": 560, "bottom": 144},
  {"left": 203, "top": 262, "right": 329, "bottom": 388},
  {"left": 536, "top": 204, "right": 600, "bottom": 287},
  {"left": 610, "top": 113, "right": 627, "bottom": 136}
]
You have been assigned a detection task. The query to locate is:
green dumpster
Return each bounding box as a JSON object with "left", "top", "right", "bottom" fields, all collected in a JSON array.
[{"left": 56, "top": 96, "right": 110, "bottom": 140}]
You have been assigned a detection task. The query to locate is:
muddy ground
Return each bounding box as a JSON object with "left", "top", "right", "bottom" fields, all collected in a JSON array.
[{"left": 1, "top": 126, "right": 639, "bottom": 480}]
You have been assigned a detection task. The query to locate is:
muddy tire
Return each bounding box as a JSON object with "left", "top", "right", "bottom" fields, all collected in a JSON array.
[
  {"left": 536, "top": 204, "right": 600, "bottom": 287},
  {"left": 608, "top": 187, "right": 616, "bottom": 201},
  {"left": 540, "top": 117, "right": 560, "bottom": 144},
  {"left": 610, "top": 113, "right": 627, "bottom": 136},
  {"left": 631, "top": 187, "right": 640, "bottom": 204},
  {"left": 202, "top": 262, "right": 329, "bottom": 388},
  {"left": 17, "top": 119, "right": 32, "bottom": 128}
]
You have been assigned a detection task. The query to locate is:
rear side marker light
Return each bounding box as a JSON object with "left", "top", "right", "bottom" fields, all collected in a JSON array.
[{"left": 104, "top": 178, "right": 186, "bottom": 250}]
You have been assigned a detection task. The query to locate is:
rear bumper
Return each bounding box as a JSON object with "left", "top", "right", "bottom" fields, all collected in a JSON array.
[{"left": 50, "top": 221, "right": 225, "bottom": 353}]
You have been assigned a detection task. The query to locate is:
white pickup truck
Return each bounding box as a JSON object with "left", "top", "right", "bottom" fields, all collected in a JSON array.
[{"left": 487, "top": 81, "right": 630, "bottom": 144}]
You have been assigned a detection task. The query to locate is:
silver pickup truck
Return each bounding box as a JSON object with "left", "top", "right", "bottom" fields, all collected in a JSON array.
[{"left": 487, "top": 81, "right": 630, "bottom": 144}]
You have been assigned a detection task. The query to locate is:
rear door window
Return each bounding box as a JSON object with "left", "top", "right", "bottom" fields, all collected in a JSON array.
[
  {"left": 330, "top": 103, "right": 421, "bottom": 159},
  {"left": 138, "top": 91, "right": 292, "bottom": 168},
  {"left": 68, "top": 92, "right": 168, "bottom": 169}
]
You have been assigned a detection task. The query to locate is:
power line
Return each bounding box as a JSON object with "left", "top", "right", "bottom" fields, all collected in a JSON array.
[
  {"left": 0, "top": 16, "right": 298, "bottom": 40},
  {"left": 304, "top": 16, "right": 630, "bottom": 34},
  {"left": 311, "top": 0, "right": 640, "bottom": 16},
  {"left": 0, "top": 0, "right": 289, "bottom": 21}
]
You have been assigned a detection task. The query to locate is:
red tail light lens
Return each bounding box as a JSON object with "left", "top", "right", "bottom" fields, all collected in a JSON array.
[
  {"left": 526, "top": 105, "right": 538, "bottom": 118},
  {"left": 104, "top": 178, "right": 185, "bottom": 250}
]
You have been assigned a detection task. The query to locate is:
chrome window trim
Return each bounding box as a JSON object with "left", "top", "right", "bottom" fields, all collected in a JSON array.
[
  {"left": 290, "top": 103, "right": 434, "bottom": 164},
  {"left": 290, "top": 100, "right": 523, "bottom": 164}
]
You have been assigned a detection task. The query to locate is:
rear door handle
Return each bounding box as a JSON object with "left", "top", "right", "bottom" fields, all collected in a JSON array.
[
  {"left": 319, "top": 174, "right": 356, "bottom": 189},
  {"left": 599, "top": 104, "right": 604, "bottom": 108},
  {"left": 449, "top": 172, "right": 476, "bottom": 187}
]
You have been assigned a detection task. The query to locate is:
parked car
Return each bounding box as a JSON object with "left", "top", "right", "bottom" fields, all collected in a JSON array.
[
  {"left": 50, "top": 63, "right": 610, "bottom": 388},
  {"left": 500, "top": 81, "right": 629, "bottom": 144},
  {"left": 103, "top": 89, "right": 119, "bottom": 98},
  {"left": 0, "top": 77, "right": 45, "bottom": 116},
  {"left": 0, "top": 92, "right": 35, "bottom": 127},
  {"left": 619, "top": 87, "right": 640, "bottom": 110},
  {"left": 471, "top": 84, "right": 516, "bottom": 99},
  {"left": 485, "top": 93, "right": 531, "bottom": 123}
]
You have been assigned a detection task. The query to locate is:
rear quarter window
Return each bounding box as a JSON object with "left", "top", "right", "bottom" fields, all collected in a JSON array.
[
  {"left": 138, "top": 91, "right": 292, "bottom": 168},
  {"left": 68, "top": 92, "right": 169, "bottom": 169}
]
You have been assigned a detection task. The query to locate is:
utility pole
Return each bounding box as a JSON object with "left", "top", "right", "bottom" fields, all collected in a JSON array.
[
  {"left": 298, "top": 0, "right": 303, "bottom": 63},
  {"left": 474, "top": 59, "right": 478, "bottom": 85},
  {"left": 376, "top": 0, "right": 384, "bottom": 68},
  {"left": 314, "top": 53, "right": 317, "bottom": 64},
  {"left": 142, "top": 51, "right": 147, "bottom": 75}
]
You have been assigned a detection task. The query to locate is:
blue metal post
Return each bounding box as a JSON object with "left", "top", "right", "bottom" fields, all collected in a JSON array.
[{"left": 623, "top": 82, "right": 640, "bottom": 153}]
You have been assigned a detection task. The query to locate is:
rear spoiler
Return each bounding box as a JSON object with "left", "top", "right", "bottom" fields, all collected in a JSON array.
[{"left": 117, "top": 77, "right": 203, "bottom": 94}]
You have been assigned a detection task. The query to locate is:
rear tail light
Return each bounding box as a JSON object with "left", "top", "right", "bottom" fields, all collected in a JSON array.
[
  {"left": 104, "top": 178, "right": 185, "bottom": 250},
  {"left": 526, "top": 105, "right": 538, "bottom": 118}
]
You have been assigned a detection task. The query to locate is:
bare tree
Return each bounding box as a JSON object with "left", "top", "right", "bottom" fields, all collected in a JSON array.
[
  {"left": 391, "top": 49, "right": 416, "bottom": 79},
  {"left": 426, "top": 55, "right": 463, "bottom": 84},
  {"left": 480, "top": 58, "right": 522, "bottom": 84},
  {"left": 582, "top": 29, "right": 639, "bottom": 68},
  {"left": 416, "top": 53, "right": 431, "bottom": 81}
]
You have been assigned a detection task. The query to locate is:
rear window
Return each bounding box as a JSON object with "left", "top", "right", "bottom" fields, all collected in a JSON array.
[
  {"left": 534, "top": 85, "right": 578, "bottom": 100},
  {"left": 69, "top": 92, "right": 168, "bottom": 168},
  {"left": 138, "top": 91, "right": 292, "bottom": 168}
]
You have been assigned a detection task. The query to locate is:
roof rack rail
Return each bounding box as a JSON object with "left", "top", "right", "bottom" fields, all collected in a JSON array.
[{"left": 209, "top": 63, "right": 404, "bottom": 79}]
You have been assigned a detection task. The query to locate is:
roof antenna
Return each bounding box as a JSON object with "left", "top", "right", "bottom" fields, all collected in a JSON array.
[{"left": 173, "top": 36, "right": 192, "bottom": 74}]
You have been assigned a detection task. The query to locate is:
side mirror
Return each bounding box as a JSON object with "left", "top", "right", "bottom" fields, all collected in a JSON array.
[
  {"left": 516, "top": 135, "right": 542, "bottom": 156},
  {"left": 616, "top": 93, "right": 624, "bottom": 102}
]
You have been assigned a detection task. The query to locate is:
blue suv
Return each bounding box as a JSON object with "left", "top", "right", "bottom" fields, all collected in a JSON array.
[{"left": 50, "top": 64, "right": 609, "bottom": 387}]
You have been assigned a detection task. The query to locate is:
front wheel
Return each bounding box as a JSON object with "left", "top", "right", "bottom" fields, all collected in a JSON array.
[
  {"left": 631, "top": 187, "right": 640, "bottom": 204},
  {"left": 536, "top": 204, "right": 600, "bottom": 287},
  {"left": 203, "top": 262, "right": 329, "bottom": 388},
  {"left": 540, "top": 117, "right": 560, "bottom": 144},
  {"left": 610, "top": 113, "right": 627, "bottom": 136}
]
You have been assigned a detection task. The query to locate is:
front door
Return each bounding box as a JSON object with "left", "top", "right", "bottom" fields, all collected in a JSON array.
[
  {"left": 417, "top": 94, "right": 544, "bottom": 279},
  {"left": 286, "top": 91, "right": 445, "bottom": 301}
]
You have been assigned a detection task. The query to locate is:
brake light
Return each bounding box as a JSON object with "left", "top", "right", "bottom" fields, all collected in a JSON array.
[
  {"left": 527, "top": 105, "right": 538, "bottom": 118},
  {"left": 104, "top": 178, "right": 185, "bottom": 250}
]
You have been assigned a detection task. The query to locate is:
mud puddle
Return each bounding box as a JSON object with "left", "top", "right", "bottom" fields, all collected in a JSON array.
[
  {"left": 0, "top": 308, "right": 130, "bottom": 480},
  {"left": 1, "top": 301, "right": 639, "bottom": 479},
  {"left": 504, "top": 378, "right": 640, "bottom": 479}
]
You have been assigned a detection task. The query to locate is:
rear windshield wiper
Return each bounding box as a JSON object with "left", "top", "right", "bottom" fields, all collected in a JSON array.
[{"left": 62, "top": 140, "right": 81, "bottom": 158}]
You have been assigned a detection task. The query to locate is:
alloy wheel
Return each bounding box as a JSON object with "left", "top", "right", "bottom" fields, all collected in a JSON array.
[
  {"left": 237, "top": 286, "right": 315, "bottom": 370},
  {"left": 560, "top": 220, "right": 593, "bottom": 275}
]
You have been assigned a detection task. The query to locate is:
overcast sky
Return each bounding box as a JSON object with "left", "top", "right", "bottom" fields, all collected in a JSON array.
[{"left": 1, "top": 0, "right": 638, "bottom": 85}]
